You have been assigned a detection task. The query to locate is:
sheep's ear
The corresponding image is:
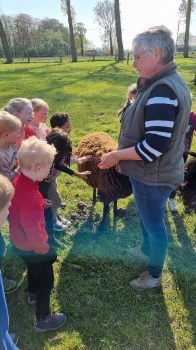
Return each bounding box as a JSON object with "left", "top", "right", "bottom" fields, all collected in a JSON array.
[{"left": 187, "top": 150, "right": 196, "bottom": 157}]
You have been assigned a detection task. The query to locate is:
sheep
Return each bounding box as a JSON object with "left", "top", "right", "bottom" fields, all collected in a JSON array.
[
  {"left": 178, "top": 151, "right": 196, "bottom": 212},
  {"left": 77, "top": 132, "right": 133, "bottom": 229}
]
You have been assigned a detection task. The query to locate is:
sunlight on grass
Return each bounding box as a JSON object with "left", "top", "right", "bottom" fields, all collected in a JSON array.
[{"left": 1, "top": 57, "right": 196, "bottom": 349}]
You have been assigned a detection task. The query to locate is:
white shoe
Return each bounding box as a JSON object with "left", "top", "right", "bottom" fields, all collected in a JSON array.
[
  {"left": 57, "top": 214, "right": 71, "bottom": 227},
  {"left": 168, "top": 198, "right": 178, "bottom": 212},
  {"left": 53, "top": 219, "right": 67, "bottom": 231}
]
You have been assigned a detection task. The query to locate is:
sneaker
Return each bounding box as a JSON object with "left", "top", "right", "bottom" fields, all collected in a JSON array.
[
  {"left": 57, "top": 214, "right": 71, "bottom": 227},
  {"left": 126, "top": 247, "right": 150, "bottom": 262},
  {"left": 60, "top": 202, "right": 66, "bottom": 209},
  {"left": 130, "top": 271, "right": 162, "bottom": 290},
  {"left": 2, "top": 276, "right": 19, "bottom": 294},
  {"left": 28, "top": 292, "right": 36, "bottom": 305},
  {"left": 53, "top": 219, "right": 67, "bottom": 231},
  {"left": 34, "top": 311, "right": 66, "bottom": 332},
  {"left": 168, "top": 198, "right": 178, "bottom": 212},
  {"left": 10, "top": 333, "right": 18, "bottom": 345},
  {"left": 48, "top": 235, "right": 67, "bottom": 249},
  {"left": 28, "top": 285, "right": 55, "bottom": 305}
]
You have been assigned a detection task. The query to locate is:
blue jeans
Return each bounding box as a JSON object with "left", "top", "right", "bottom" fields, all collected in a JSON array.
[
  {"left": 130, "top": 178, "right": 172, "bottom": 278},
  {"left": 0, "top": 271, "right": 19, "bottom": 349},
  {"left": 0, "top": 232, "right": 6, "bottom": 269}
]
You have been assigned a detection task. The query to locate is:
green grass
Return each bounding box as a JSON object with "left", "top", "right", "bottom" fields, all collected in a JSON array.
[{"left": 2, "top": 57, "right": 196, "bottom": 349}]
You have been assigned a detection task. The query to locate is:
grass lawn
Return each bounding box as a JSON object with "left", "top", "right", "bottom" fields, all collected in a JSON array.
[{"left": 1, "top": 57, "right": 196, "bottom": 350}]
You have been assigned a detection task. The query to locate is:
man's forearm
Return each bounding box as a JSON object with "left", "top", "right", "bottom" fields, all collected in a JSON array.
[{"left": 117, "top": 146, "right": 142, "bottom": 161}]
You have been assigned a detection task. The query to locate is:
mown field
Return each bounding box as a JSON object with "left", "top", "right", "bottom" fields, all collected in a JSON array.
[{"left": 1, "top": 57, "right": 196, "bottom": 350}]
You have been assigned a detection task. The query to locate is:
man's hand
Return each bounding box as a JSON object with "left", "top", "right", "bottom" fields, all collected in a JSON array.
[{"left": 98, "top": 151, "right": 119, "bottom": 169}]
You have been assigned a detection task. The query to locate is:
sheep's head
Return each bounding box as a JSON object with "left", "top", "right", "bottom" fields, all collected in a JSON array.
[{"left": 77, "top": 132, "right": 133, "bottom": 203}]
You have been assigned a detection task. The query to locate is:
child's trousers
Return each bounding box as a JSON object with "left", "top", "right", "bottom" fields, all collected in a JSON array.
[
  {"left": 0, "top": 271, "right": 19, "bottom": 349},
  {"left": 0, "top": 232, "right": 6, "bottom": 269},
  {"left": 13, "top": 245, "right": 57, "bottom": 320},
  {"left": 48, "top": 179, "right": 62, "bottom": 220}
]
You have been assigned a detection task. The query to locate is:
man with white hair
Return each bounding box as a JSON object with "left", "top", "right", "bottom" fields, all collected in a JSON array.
[{"left": 98, "top": 26, "right": 191, "bottom": 290}]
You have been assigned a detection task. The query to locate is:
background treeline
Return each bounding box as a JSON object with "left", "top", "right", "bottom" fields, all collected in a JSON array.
[{"left": 0, "top": 14, "right": 91, "bottom": 58}]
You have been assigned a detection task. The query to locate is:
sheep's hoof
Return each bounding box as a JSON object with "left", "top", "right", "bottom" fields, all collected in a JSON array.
[
  {"left": 114, "top": 208, "right": 127, "bottom": 218},
  {"left": 97, "top": 222, "right": 105, "bottom": 232}
]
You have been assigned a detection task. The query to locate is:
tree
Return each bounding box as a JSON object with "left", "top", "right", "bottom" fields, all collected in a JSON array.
[
  {"left": 0, "top": 18, "right": 13, "bottom": 63},
  {"left": 60, "top": 0, "right": 77, "bottom": 62},
  {"left": 179, "top": 0, "right": 196, "bottom": 18},
  {"left": 179, "top": 0, "right": 196, "bottom": 57},
  {"left": 114, "top": 0, "right": 124, "bottom": 61},
  {"left": 74, "top": 22, "right": 86, "bottom": 56},
  {"left": 177, "top": 31, "right": 196, "bottom": 46},
  {"left": 94, "top": 0, "right": 116, "bottom": 56},
  {"left": 14, "top": 14, "right": 34, "bottom": 60}
]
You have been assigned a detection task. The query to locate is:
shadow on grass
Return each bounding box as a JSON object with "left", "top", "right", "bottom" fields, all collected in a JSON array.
[
  {"left": 3, "top": 199, "right": 178, "bottom": 350},
  {"left": 165, "top": 210, "right": 196, "bottom": 347},
  {"left": 54, "top": 201, "right": 177, "bottom": 350}
]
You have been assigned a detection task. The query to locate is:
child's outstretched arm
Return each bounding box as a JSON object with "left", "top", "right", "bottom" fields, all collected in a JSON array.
[
  {"left": 73, "top": 171, "right": 91, "bottom": 179},
  {"left": 72, "top": 153, "right": 92, "bottom": 164},
  {"left": 55, "top": 162, "right": 91, "bottom": 179}
]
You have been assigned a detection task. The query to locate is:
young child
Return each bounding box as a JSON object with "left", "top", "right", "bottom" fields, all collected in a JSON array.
[
  {"left": 49, "top": 113, "right": 92, "bottom": 231},
  {"left": 0, "top": 111, "right": 22, "bottom": 295},
  {"left": 9, "top": 136, "right": 66, "bottom": 332},
  {"left": 3, "top": 97, "right": 36, "bottom": 149},
  {"left": 30, "top": 98, "right": 51, "bottom": 139},
  {"left": 0, "top": 174, "right": 19, "bottom": 349},
  {"left": 117, "top": 83, "right": 137, "bottom": 117},
  {"left": 0, "top": 111, "right": 22, "bottom": 181},
  {"left": 39, "top": 127, "right": 91, "bottom": 233}
]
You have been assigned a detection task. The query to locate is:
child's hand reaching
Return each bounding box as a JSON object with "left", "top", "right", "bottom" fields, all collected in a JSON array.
[
  {"left": 43, "top": 198, "right": 53, "bottom": 209},
  {"left": 72, "top": 152, "right": 92, "bottom": 164},
  {"left": 75, "top": 171, "right": 91, "bottom": 179},
  {"left": 77, "top": 155, "right": 92, "bottom": 164}
]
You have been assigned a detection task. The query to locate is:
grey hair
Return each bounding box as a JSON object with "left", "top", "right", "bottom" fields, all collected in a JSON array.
[
  {"left": 3, "top": 97, "right": 31, "bottom": 115},
  {"left": 132, "top": 25, "right": 175, "bottom": 65}
]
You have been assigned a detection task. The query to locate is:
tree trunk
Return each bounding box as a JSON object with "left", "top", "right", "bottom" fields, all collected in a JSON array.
[
  {"left": 80, "top": 36, "right": 84, "bottom": 56},
  {"left": 114, "top": 0, "right": 124, "bottom": 62},
  {"left": 66, "top": 0, "right": 77, "bottom": 62},
  {"left": 0, "top": 19, "right": 13, "bottom": 63},
  {"left": 184, "top": 0, "right": 192, "bottom": 58},
  {"left": 109, "top": 31, "right": 113, "bottom": 56}
]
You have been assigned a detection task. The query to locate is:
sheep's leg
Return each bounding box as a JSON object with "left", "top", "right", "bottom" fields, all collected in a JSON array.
[
  {"left": 97, "top": 203, "right": 109, "bottom": 232},
  {"left": 113, "top": 200, "right": 118, "bottom": 217},
  {"left": 101, "top": 203, "right": 109, "bottom": 224},
  {"left": 93, "top": 188, "right": 96, "bottom": 203},
  {"left": 103, "top": 203, "right": 109, "bottom": 220}
]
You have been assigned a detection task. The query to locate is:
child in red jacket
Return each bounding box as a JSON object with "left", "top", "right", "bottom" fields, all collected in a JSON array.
[
  {"left": 0, "top": 174, "right": 19, "bottom": 349},
  {"left": 9, "top": 136, "right": 66, "bottom": 332}
]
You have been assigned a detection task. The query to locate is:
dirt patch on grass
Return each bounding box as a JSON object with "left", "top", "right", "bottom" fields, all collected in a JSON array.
[{"left": 70, "top": 201, "right": 91, "bottom": 222}]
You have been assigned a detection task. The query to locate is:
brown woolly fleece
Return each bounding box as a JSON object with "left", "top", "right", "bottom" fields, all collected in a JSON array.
[
  {"left": 77, "top": 132, "right": 132, "bottom": 204},
  {"left": 179, "top": 155, "right": 196, "bottom": 211}
]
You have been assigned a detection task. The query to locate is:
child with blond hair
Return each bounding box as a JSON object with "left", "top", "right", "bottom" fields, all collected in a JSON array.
[
  {"left": 0, "top": 174, "right": 19, "bottom": 349},
  {"left": 0, "top": 111, "right": 22, "bottom": 295},
  {"left": 9, "top": 136, "right": 66, "bottom": 332},
  {"left": 30, "top": 98, "right": 51, "bottom": 139},
  {"left": 0, "top": 111, "right": 22, "bottom": 181},
  {"left": 3, "top": 97, "right": 36, "bottom": 148}
]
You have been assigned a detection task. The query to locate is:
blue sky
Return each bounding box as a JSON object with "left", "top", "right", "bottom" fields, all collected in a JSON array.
[{"left": 0, "top": 0, "right": 194, "bottom": 49}]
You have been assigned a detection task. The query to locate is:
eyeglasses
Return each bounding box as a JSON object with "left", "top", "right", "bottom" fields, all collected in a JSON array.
[{"left": 132, "top": 50, "right": 150, "bottom": 61}]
